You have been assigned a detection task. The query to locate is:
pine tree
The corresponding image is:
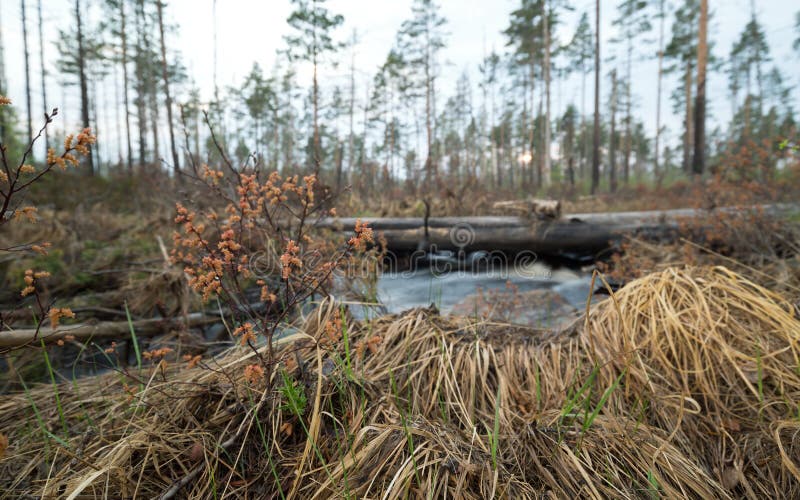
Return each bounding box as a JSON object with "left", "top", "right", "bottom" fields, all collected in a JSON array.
[
  {"left": 398, "top": 0, "right": 447, "bottom": 184},
  {"left": 285, "top": 0, "right": 344, "bottom": 174},
  {"left": 504, "top": 0, "right": 544, "bottom": 187},
  {"left": 691, "top": 0, "right": 707, "bottom": 175},
  {"left": 21, "top": 0, "right": 33, "bottom": 146},
  {"left": 179, "top": 86, "right": 201, "bottom": 165},
  {"left": 559, "top": 104, "right": 578, "bottom": 185},
  {"left": 566, "top": 12, "right": 593, "bottom": 181},
  {"left": 0, "top": 2, "right": 21, "bottom": 152},
  {"left": 100, "top": 0, "right": 134, "bottom": 171},
  {"left": 37, "top": 0, "right": 49, "bottom": 150},
  {"left": 369, "top": 49, "right": 408, "bottom": 183},
  {"left": 479, "top": 51, "right": 501, "bottom": 186},
  {"left": 134, "top": 0, "right": 148, "bottom": 165},
  {"left": 75, "top": 0, "right": 93, "bottom": 174},
  {"left": 279, "top": 60, "right": 299, "bottom": 172},
  {"left": 794, "top": 12, "right": 800, "bottom": 53},
  {"left": 609, "top": 69, "right": 618, "bottom": 192},
  {"left": 156, "top": 0, "right": 180, "bottom": 174},
  {"left": 542, "top": 0, "right": 551, "bottom": 187},
  {"left": 731, "top": 13, "right": 770, "bottom": 138},
  {"left": 347, "top": 29, "right": 357, "bottom": 189},
  {"left": 231, "top": 63, "right": 277, "bottom": 162},
  {"left": 590, "top": 0, "right": 601, "bottom": 194},
  {"left": 538, "top": 0, "right": 569, "bottom": 187},
  {"left": 56, "top": 0, "right": 103, "bottom": 173},
  {"left": 653, "top": 0, "right": 666, "bottom": 182},
  {"left": 664, "top": 0, "right": 699, "bottom": 173},
  {"left": 612, "top": 0, "right": 652, "bottom": 184}
]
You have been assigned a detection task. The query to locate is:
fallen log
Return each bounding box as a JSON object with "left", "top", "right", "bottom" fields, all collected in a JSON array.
[
  {"left": 493, "top": 198, "right": 562, "bottom": 218},
  {"left": 318, "top": 204, "right": 798, "bottom": 257},
  {"left": 0, "top": 312, "right": 219, "bottom": 349}
]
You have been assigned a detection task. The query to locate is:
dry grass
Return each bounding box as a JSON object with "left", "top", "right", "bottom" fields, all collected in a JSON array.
[{"left": 1, "top": 265, "right": 799, "bottom": 498}]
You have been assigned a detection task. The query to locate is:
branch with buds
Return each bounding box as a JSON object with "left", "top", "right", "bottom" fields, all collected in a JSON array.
[{"left": 0, "top": 96, "right": 97, "bottom": 349}]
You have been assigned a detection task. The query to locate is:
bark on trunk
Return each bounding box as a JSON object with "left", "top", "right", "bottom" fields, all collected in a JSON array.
[
  {"left": 682, "top": 59, "right": 694, "bottom": 173},
  {"left": 0, "top": 313, "right": 219, "bottom": 348},
  {"left": 654, "top": 0, "right": 665, "bottom": 183},
  {"left": 610, "top": 69, "right": 617, "bottom": 192},
  {"left": 156, "top": 0, "right": 180, "bottom": 175},
  {"left": 37, "top": 0, "right": 48, "bottom": 150},
  {"left": 692, "top": 0, "right": 708, "bottom": 176},
  {"left": 590, "top": 0, "right": 601, "bottom": 194},
  {"left": 75, "top": 0, "right": 94, "bottom": 175},
  {"left": 543, "top": 0, "right": 552, "bottom": 188},
  {"left": 21, "top": 0, "right": 32, "bottom": 146},
  {"left": 135, "top": 0, "right": 147, "bottom": 167},
  {"left": 319, "top": 205, "right": 797, "bottom": 256},
  {"left": 120, "top": 0, "right": 133, "bottom": 173}
]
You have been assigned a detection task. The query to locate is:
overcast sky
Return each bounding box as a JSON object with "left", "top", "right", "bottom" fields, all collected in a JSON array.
[{"left": 1, "top": 0, "right": 798, "bottom": 159}]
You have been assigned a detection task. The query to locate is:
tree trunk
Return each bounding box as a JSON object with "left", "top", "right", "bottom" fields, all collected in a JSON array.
[
  {"left": 566, "top": 122, "right": 575, "bottom": 186},
  {"left": 522, "top": 68, "right": 530, "bottom": 187},
  {"left": 312, "top": 45, "right": 320, "bottom": 174},
  {"left": 498, "top": 118, "right": 505, "bottom": 187},
  {"left": 490, "top": 76, "right": 497, "bottom": 188},
  {"left": 543, "top": 0, "right": 552, "bottom": 188},
  {"left": 591, "top": 0, "right": 601, "bottom": 194},
  {"left": 318, "top": 204, "right": 798, "bottom": 257},
  {"left": 334, "top": 140, "right": 343, "bottom": 192},
  {"left": 0, "top": 313, "right": 220, "bottom": 348},
  {"left": 610, "top": 69, "right": 618, "bottom": 192},
  {"left": 581, "top": 65, "right": 588, "bottom": 182},
  {"left": 92, "top": 78, "right": 102, "bottom": 171},
  {"left": 21, "top": 0, "right": 33, "bottom": 146},
  {"left": 692, "top": 0, "right": 708, "bottom": 176},
  {"left": 149, "top": 86, "right": 160, "bottom": 166},
  {"left": 156, "top": 0, "right": 180, "bottom": 175},
  {"left": 424, "top": 41, "right": 433, "bottom": 184},
  {"left": 537, "top": 95, "right": 543, "bottom": 187},
  {"left": 113, "top": 63, "right": 123, "bottom": 165},
  {"left": 682, "top": 59, "right": 694, "bottom": 173},
  {"left": 212, "top": 0, "right": 220, "bottom": 111},
  {"left": 75, "top": 0, "right": 94, "bottom": 175},
  {"left": 623, "top": 39, "right": 632, "bottom": 184},
  {"left": 0, "top": 3, "right": 7, "bottom": 141},
  {"left": 654, "top": 0, "right": 665, "bottom": 183},
  {"left": 142, "top": 4, "right": 160, "bottom": 167},
  {"left": 749, "top": 1, "right": 763, "bottom": 114},
  {"left": 347, "top": 30, "right": 356, "bottom": 189},
  {"left": 119, "top": 1, "right": 133, "bottom": 173},
  {"left": 36, "top": 0, "right": 48, "bottom": 150},
  {"left": 361, "top": 81, "right": 369, "bottom": 192},
  {"left": 273, "top": 107, "right": 280, "bottom": 169},
  {"left": 135, "top": 0, "right": 147, "bottom": 167}
]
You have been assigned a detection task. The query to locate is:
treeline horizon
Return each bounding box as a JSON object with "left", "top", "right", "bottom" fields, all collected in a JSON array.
[{"left": 1, "top": 0, "right": 799, "bottom": 196}]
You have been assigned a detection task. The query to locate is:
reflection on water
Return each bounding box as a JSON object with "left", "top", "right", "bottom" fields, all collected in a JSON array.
[{"left": 352, "top": 259, "right": 597, "bottom": 322}]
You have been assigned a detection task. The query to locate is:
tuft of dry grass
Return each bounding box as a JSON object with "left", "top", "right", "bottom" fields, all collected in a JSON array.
[{"left": 1, "top": 265, "right": 799, "bottom": 498}]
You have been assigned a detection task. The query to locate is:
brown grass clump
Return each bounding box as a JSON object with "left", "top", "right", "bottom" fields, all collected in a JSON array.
[
  {"left": 600, "top": 207, "right": 800, "bottom": 301},
  {"left": 1, "top": 266, "right": 799, "bottom": 498}
]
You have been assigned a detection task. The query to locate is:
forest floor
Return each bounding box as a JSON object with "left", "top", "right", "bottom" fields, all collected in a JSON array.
[{"left": 1, "top": 171, "right": 800, "bottom": 497}]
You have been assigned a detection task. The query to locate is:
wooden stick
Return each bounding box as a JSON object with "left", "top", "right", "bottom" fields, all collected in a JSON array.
[{"left": 0, "top": 313, "right": 219, "bottom": 348}]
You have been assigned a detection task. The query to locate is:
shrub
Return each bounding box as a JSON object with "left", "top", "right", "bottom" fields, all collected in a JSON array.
[
  {"left": 0, "top": 98, "right": 96, "bottom": 348},
  {"left": 171, "top": 121, "right": 372, "bottom": 388}
]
